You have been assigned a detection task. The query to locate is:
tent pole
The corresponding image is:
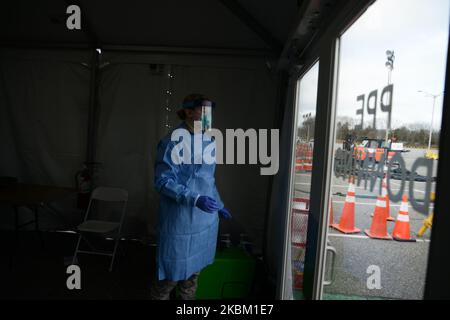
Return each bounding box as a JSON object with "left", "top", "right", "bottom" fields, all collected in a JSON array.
[
  {"left": 0, "top": 43, "right": 277, "bottom": 58},
  {"left": 86, "top": 49, "right": 100, "bottom": 177}
]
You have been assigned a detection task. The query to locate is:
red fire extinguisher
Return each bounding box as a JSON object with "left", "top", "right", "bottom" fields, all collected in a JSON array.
[{"left": 75, "top": 163, "right": 93, "bottom": 209}]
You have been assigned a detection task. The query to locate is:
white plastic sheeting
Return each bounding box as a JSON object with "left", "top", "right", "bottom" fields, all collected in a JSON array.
[
  {"left": 97, "top": 51, "right": 278, "bottom": 247},
  {"left": 0, "top": 48, "right": 279, "bottom": 253},
  {"left": 0, "top": 49, "right": 91, "bottom": 229},
  {"left": 0, "top": 49, "right": 90, "bottom": 187}
]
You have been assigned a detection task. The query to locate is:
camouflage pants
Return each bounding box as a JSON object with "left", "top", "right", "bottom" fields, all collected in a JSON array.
[{"left": 150, "top": 272, "right": 200, "bottom": 300}]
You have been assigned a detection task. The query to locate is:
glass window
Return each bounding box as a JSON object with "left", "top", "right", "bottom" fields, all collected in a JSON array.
[
  {"left": 288, "top": 61, "right": 319, "bottom": 300},
  {"left": 323, "top": 0, "right": 449, "bottom": 300}
]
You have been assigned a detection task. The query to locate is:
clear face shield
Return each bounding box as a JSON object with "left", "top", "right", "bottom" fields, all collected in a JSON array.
[
  {"left": 200, "top": 105, "right": 212, "bottom": 132},
  {"left": 182, "top": 99, "right": 215, "bottom": 132}
]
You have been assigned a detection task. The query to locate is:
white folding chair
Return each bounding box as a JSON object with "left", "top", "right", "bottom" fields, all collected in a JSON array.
[{"left": 72, "top": 187, "right": 128, "bottom": 271}]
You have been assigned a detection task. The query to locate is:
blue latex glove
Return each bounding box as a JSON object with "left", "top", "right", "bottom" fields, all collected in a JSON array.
[
  {"left": 218, "top": 207, "right": 232, "bottom": 220},
  {"left": 196, "top": 195, "right": 220, "bottom": 213}
]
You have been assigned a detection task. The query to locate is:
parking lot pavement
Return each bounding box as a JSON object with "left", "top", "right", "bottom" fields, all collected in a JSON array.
[
  {"left": 323, "top": 236, "right": 428, "bottom": 300},
  {"left": 291, "top": 148, "right": 436, "bottom": 299}
]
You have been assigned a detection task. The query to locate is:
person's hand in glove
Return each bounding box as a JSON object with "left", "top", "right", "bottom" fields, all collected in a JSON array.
[
  {"left": 218, "top": 207, "right": 232, "bottom": 220},
  {"left": 195, "top": 195, "right": 220, "bottom": 213}
]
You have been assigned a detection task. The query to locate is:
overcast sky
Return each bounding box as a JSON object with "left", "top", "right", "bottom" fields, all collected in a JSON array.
[{"left": 297, "top": 0, "right": 449, "bottom": 131}]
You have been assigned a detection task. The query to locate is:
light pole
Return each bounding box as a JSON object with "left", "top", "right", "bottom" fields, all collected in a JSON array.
[
  {"left": 385, "top": 50, "right": 395, "bottom": 144},
  {"left": 303, "top": 113, "right": 311, "bottom": 142},
  {"left": 418, "top": 90, "right": 444, "bottom": 151}
]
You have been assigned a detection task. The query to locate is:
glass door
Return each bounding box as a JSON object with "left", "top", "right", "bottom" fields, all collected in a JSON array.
[
  {"left": 321, "top": 0, "right": 449, "bottom": 300},
  {"left": 286, "top": 61, "right": 319, "bottom": 300}
]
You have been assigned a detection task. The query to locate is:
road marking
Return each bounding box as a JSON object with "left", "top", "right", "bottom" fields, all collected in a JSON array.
[
  {"left": 334, "top": 184, "right": 408, "bottom": 194},
  {"left": 331, "top": 200, "right": 434, "bottom": 208},
  {"left": 296, "top": 182, "right": 402, "bottom": 194},
  {"left": 296, "top": 181, "right": 433, "bottom": 195},
  {"left": 335, "top": 180, "right": 431, "bottom": 195},
  {"left": 296, "top": 182, "right": 372, "bottom": 190},
  {"left": 295, "top": 173, "right": 312, "bottom": 177},
  {"left": 328, "top": 233, "right": 369, "bottom": 239},
  {"left": 332, "top": 200, "right": 390, "bottom": 206},
  {"left": 389, "top": 179, "right": 428, "bottom": 194},
  {"left": 331, "top": 184, "right": 380, "bottom": 190},
  {"left": 327, "top": 232, "right": 430, "bottom": 242}
]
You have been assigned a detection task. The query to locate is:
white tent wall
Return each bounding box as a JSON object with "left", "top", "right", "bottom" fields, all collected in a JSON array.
[
  {"left": 0, "top": 47, "right": 292, "bottom": 299},
  {"left": 172, "top": 63, "right": 277, "bottom": 253},
  {"left": 95, "top": 51, "right": 279, "bottom": 252},
  {"left": 0, "top": 48, "right": 281, "bottom": 256},
  {"left": 0, "top": 48, "right": 91, "bottom": 229},
  {"left": 95, "top": 62, "right": 167, "bottom": 238}
]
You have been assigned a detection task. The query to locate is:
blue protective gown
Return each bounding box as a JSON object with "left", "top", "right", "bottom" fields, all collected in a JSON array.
[{"left": 154, "top": 122, "right": 224, "bottom": 281}]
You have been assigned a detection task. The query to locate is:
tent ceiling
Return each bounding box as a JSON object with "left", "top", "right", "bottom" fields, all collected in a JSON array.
[{"left": 0, "top": 0, "right": 300, "bottom": 53}]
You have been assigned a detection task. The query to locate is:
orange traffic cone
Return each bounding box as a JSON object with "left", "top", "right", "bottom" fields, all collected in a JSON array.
[
  {"left": 365, "top": 196, "right": 392, "bottom": 240},
  {"left": 295, "top": 159, "right": 303, "bottom": 172},
  {"left": 392, "top": 195, "right": 415, "bottom": 242},
  {"left": 371, "top": 177, "right": 394, "bottom": 221},
  {"left": 331, "top": 181, "right": 360, "bottom": 234}
]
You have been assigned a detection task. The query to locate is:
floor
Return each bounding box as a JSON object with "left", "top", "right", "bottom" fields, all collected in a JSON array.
[{"left": 0, "top": 230, "right": 275, "bottom": 300}]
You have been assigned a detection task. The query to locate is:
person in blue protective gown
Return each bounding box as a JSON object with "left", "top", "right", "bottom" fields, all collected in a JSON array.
[{"left": 150, "top": 93, "right": 232, "bottom": 300}]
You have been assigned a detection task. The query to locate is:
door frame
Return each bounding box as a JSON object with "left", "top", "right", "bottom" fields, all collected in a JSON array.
[
  {"left": 281, "top": 0, "right": 450, "bottom": 300},
  {"left": 424, "top": 23, "right": 450, "bottom": 300},
  {"left": 283, "top": 0, "right": 450, "bottom": 300},
  {"left": 289, "top": 0, "right": 375, "bottom": 300}
]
